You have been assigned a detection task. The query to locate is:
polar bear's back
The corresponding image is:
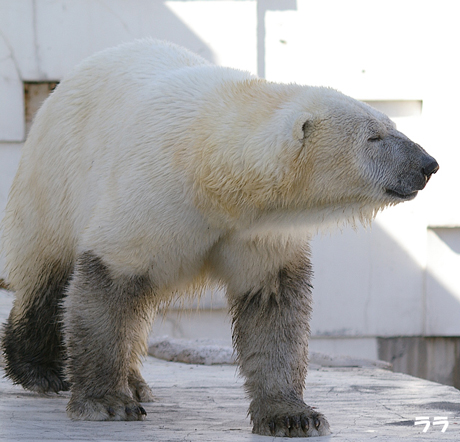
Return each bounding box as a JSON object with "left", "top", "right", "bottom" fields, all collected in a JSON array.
[{"left": 73, "top": 39, "right": 210, "bottom": 81}]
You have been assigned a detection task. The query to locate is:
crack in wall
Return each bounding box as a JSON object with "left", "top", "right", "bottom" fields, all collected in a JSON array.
[
  {"left": 0, "top": 30, "right": 21, "bottom": 78},
  {"left": 32, "top": 0, "right": 45, "bottom": 79}
]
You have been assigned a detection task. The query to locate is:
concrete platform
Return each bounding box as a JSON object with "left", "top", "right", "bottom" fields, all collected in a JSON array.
[{"left": 1, "top": 290, "right": 460, "bottom": 441}]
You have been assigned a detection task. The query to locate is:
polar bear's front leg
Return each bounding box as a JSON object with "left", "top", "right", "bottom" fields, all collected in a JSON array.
[
  {"left": 63, "top": 252, "right": 156, "bottom": 421},
  {"left": 228, "top": 250, "right": 330, "bottom": 437}
]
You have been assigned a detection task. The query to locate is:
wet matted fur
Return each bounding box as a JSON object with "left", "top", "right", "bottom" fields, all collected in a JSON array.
[
  {"left": 64, "top": 251, "right": 156, "bottom": 421},
  {"left": 2, "top": 262, "right": 71, "bottom": 393},
  {"left": 230, "top": 250, "right": 329, "bottom": 436}
]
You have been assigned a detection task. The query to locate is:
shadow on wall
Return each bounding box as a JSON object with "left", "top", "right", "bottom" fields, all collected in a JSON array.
[
  {"left": 131, "top": 1, "right": 216, "bottom": 62},
  {"left": 426, "top": 228, "right": 460, "bottom": 336},
  {"left": 310, "top": 220, "right": 460, "bottom": 389},
  {"left": 43, "top": 0, "right": 218, "bottom": 70},
  {"left": 310, "top": 220, "right": 424, "bottom": 338}
]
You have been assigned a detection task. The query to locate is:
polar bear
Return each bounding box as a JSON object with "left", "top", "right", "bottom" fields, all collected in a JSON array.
[{"left": 1, "top": 40, "right": 438, "bottom": 437}]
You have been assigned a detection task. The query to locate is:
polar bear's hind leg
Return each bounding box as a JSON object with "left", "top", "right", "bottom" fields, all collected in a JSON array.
[{"left": 1, "top": 261, "right": 72, "bottom": 393}]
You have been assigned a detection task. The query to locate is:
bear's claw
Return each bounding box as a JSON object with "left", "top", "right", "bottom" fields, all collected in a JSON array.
[
  {"left": 266, "top": 414, "right": 325, "bottom": 437},
  {"left": 125, "top": 405, "right": 146, "bottom": 417},
  {"left": 253, "top": 403, "right": 330, "bottom": 437}
]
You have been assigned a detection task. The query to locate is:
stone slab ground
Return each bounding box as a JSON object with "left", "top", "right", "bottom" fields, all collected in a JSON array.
[{"left": 1, "top": 289, "right": 460, "bottom": 441}]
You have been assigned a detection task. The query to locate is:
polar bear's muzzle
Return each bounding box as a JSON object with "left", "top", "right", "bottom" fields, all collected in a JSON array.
[{"left": 382, "top": 138, "right": 439, "bottom": 201}]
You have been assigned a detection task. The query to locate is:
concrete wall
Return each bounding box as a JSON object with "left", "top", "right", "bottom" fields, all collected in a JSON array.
[
  {"left": 1, "top": 1, "right": 459, "bottom": 374},
  {"left": 378, "top": 337, "right": 460, "bottom": 389}
]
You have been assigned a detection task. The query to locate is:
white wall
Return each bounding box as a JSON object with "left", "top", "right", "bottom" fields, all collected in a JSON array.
[{"left": 0, "top": 0, "right": 458, "bottom": 351}]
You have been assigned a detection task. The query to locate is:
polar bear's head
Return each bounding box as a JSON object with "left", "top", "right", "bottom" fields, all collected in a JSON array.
[
  {"left": 191, "top": 82, "right": 438, "bottom": 230},
  {"left": 275, "top": 87, "right": 439, "bottom": 223}
]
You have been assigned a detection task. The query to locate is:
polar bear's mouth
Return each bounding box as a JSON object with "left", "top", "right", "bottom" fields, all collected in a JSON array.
[{"left": 385, "top": 188, "right": 418, "bottom": 201}]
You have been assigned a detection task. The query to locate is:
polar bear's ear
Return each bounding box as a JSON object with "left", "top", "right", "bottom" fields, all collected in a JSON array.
[{"left": 292, "top": 112, "right": 314, "bottom": 143}]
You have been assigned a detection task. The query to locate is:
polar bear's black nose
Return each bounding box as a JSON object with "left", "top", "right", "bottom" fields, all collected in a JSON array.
[{"left": 422, "top": 158, "right": 439, "bottom": 181}]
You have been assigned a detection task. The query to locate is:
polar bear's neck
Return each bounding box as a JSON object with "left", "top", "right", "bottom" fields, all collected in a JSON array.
[
  {"left": 187, "top": 77, "right": 307, "bottom": 222},
  {"left": 235, "top": 201, "right": 381, "bottom": 240}
]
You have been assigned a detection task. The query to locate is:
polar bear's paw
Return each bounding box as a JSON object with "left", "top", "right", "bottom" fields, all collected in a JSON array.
[
  {"left": 251, "top": 400, "right": 330, "bottom": 437},
  {"left": 67, "top": 393, "right": 147, "bottom": 421},
  {"left": 6, "top": 361, "right": 70, "bottom": 394}
]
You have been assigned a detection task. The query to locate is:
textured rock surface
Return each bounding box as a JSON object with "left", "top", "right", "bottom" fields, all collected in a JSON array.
[
  {"left": 148, "top": 336, "right": 392, "bottom": 370},
  {"left": 148, "top": 336, "right": 236, "bottom": 365},
  {"left": 2, "top": 290, "right": 460, "bottom": 440},
  {"left": 2, "top": 357, "right": 460, "bottom": 441}
]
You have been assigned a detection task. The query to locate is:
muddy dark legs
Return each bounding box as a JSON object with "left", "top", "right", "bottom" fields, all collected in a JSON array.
[
  {"left": 228, "top": 250, "right": 330, "bottom": 437},
  {"left": 64, "top": 252, "right": 156, "bottom": 420},
  {"left": 1, "top": 264, "right": 71, "bottom": 393}
]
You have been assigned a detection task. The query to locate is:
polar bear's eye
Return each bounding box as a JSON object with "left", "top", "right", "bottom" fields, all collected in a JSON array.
[{"left": 368, "top": 135, "right": 382, "bottom": 142}]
